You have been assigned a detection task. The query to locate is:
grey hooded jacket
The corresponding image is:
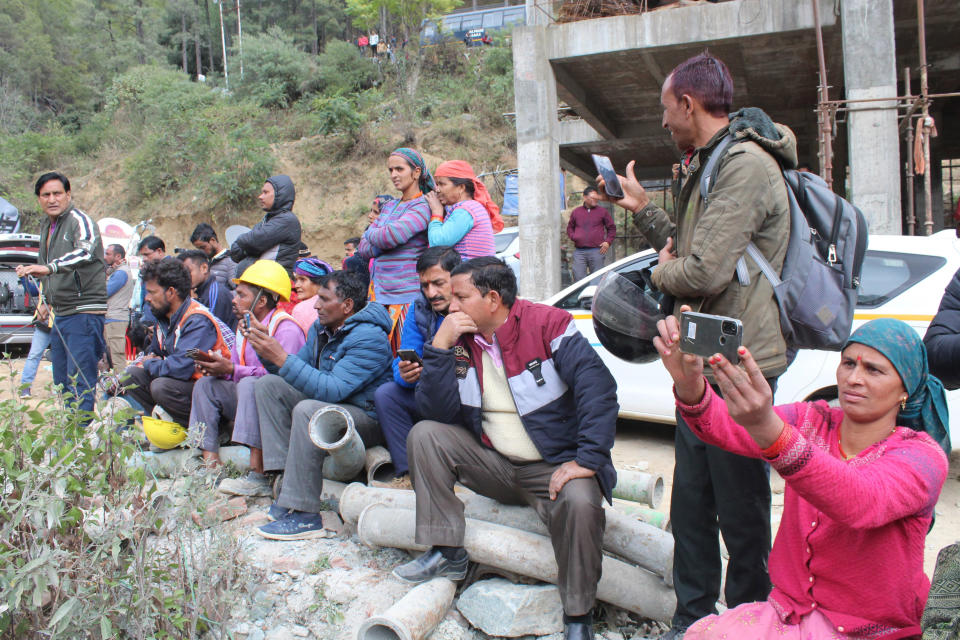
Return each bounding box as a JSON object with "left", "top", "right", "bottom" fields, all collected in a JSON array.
[{"left": 230, "top": 174, "right": 303, "bottom": 276}]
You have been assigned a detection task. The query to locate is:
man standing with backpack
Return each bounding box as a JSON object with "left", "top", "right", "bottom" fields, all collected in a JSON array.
[{"left": 600, "top": 52, "right": 795, "bottom": 638}]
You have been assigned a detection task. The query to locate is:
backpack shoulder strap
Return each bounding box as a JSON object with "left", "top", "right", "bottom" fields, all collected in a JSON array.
[{"left": 698, "top": 133, "right": 736, "bottom": 205}]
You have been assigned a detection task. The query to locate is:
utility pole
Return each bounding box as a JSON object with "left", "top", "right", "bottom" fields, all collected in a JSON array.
[
  {"left": 216, "top": 0, "right": 229, "bottom": 90},
  {"left": 237, "top": 0, "right": 244, "bottom": 80}
]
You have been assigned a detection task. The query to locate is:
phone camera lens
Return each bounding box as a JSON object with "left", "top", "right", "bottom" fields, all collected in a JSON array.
[{"left": 721, "top": 321, "right": 737, "bottom": 336}]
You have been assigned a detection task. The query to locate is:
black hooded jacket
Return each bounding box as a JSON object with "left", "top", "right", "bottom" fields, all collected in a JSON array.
[
  {"left": 924, "top": 266, "right": 960, "bottom": 389},
  {"left": 230, "top": 174, "right": 302, "bottom": 276}
]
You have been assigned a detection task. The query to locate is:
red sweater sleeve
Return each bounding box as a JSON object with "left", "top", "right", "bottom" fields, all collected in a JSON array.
[{"left": 678, "top": 384, "right": 949, "bottom": 530}]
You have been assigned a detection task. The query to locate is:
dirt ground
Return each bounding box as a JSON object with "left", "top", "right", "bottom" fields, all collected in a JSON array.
[{"left": 7, "top": 355, "right": 959, "bottom": 577}]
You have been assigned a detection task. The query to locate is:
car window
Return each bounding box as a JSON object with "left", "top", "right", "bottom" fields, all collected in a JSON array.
[
  {"left": 856, "top": 250, "right": 947, "bottom": 308},
  {"left": 494, "top": 232, "right": 518, "bottom": 253},
  {"left": 554, "top": 254, "right": 658, "bottom": 310}
]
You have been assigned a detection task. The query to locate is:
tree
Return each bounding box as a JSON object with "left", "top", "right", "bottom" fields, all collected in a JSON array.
[{"left": 344, "top": 0, "right": 461, "bottom": 102}]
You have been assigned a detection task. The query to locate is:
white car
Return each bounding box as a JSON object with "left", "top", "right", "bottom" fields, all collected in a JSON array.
[
  {"left": 543, "top": 231, "right": 960, "bottom": 446},
  {"left": 495, "top": 226, "right": 520, "bottom": 278}
]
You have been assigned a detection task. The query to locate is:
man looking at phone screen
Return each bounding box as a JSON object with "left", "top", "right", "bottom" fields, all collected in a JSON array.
[
  {"left": 119, "top": 259, "right": 233, "bottom": 426},
  {"left": 373, "top": 246, "right": 462, "bottom": 487},
  {"left": 566, "top": 186, "right": 616, "bottom": 281},
  {"left": 598, "top": 52, "right": 795, "bottom": 638}
]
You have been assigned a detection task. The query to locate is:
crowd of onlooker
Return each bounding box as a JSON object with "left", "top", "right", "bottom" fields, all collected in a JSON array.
[{"left": 16, "top": 50, "right": 960, "bottom": 640}]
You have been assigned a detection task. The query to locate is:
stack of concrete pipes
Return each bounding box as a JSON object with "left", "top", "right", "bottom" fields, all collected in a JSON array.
[{"left": 341, "top": 482, "right": 678, "bottom": 632}]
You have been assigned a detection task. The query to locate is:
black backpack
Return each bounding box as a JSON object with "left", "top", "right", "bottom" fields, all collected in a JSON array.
[{"left": 700, "top": 134, "right": 869, "bottom": 350}]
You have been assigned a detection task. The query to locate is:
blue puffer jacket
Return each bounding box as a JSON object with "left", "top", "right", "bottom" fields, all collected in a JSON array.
[{"left": 271, "top": 301, "right": 393, "bottom": 418}]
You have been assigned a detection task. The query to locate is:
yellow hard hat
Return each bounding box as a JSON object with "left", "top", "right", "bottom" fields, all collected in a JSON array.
[
  {"left": 233, "top": 260, "right": 292, "bottom": 301},
  {"left": 142, "top": 416, "right": 187, "bottom": 450}
]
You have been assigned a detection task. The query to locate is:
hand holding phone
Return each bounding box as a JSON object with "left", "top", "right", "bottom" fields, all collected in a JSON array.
[
  {"left": 397, "top": 349, "right": 423, "bottom": 365},
  {"left": 592, "top": 154, "right": 624, "bottom": 199},
  {"left": 678, "top": 311, "right": 743, "bottom": 363}
]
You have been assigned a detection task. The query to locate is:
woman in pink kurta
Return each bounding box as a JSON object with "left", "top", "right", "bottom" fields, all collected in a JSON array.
[{"left": 654, "top": 315, "right": 950, "bottom": 640}]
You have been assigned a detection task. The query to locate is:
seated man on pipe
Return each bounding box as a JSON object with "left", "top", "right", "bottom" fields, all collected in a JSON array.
[
  {"left": 243, "top": 270, "right": 393, "bottom": 540},
  {"left": 187, "top": 260, "right": 305, "bottom": 471},
  {"left": 373, "top": 246, "right": 462, "bottom": 488},
  {"left": 119, "top": 258, "right": 233, "bottom": 426},
  {"left": 396, "top": 256, "right": 618, "bottom": 640}
]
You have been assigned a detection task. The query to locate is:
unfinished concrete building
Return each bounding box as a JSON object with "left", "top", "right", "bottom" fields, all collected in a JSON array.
[{"left": 511, "top": 0, "right": 960, "bottom": 299}]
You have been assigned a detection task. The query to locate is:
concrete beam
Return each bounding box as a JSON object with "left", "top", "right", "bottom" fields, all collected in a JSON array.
[
  {"left": 559, "top": 119, "right": 602, "bottom": 146},
  {"left": 553, "top": 62, "right": 619, "bottom": 139},
  {"left": 514, "top": 25, "right": 563, "bottom": 300},
  {"left": 841, "top": 0, "right": 901, "bottom": 234},
  {"left": 547, "top": 0, "right": 837, "bottom": 62}
]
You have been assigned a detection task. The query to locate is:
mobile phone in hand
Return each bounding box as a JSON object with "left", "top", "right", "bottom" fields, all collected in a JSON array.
[
  {"left": 243, "top": 312, "right": 251, "bottom": 331},
  {"left": 679, "top": 311, "right": 743, "bottom": 363},
  {"left": 592, "top": 154, "right": 625, "bottom": 199},
  {"left": 397, "top": 349, "right": 423, "bottom": 365}
]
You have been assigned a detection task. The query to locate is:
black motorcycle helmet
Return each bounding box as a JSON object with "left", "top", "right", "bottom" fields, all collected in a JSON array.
[{"left": 592, "top": 270, "right": 666, "bottom": 364}]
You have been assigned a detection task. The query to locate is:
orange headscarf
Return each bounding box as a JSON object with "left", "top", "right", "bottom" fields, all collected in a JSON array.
[{"left": 434, "top": 160, "right": 504, "bottom": 233}]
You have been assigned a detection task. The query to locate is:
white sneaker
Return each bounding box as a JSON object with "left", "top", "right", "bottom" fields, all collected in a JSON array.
[{"left": 218, "top": 471, "right": 273, "bottom": 497}]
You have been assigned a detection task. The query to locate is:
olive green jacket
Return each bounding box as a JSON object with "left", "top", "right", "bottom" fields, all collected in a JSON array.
[{"left": 634, "top": 116, "right": 797, "bottom": 377}]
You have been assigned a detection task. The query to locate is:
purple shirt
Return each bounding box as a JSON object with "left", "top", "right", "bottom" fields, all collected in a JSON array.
[
  {"left": 566, "top": 205, "right": 616, "bottom": 249},
  {"left": 230, "top": 309, "right": 306, "bottom": 381}
]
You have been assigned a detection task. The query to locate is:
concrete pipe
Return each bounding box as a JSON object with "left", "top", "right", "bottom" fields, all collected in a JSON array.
[
  {"left": 365, "top": 446, "right": 396, "bottom": 485},
  {"left": 339, "top": 484, "right": 674, "bottom": 581},
  {"left": 612, "top": 469, "right": 664, "bottom": 509},
  {"left": 612, "top": 500, "right": 671, "bottom": 531},
  {"left": 128, "top": 448, "right": 201, "bottom": 477},
  {"left": 308, "top": 405, "right": 366, "bottom": 481},
  {"left": 357, "top": 504, "right": 675, "bottom": 622},
  {"left": 357, "top": 578, "right": 456, "bottom": 640}
]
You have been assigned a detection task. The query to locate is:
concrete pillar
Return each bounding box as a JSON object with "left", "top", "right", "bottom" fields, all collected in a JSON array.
[
  {"left": 513, "top": 24, "right": 561, "bottom": 299},
  {"left": 840, "top": 0, "right": 901, "bottom": 234}
]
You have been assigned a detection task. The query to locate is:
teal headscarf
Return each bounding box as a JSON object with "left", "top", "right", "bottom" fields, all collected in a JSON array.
[
  {"left": 844, "top": 318, "right": 951, "bottom": 455},
  {"left": 390, "top": 147, "right": 435, "bottom": 194}
]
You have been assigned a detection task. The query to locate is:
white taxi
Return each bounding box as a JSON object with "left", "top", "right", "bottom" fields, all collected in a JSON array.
[{"left": 543, "top": 230, "right": 960, "bottom": 446}]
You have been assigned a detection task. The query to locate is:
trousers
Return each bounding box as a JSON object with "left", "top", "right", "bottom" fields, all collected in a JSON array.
[
  {"left": 373, "top": 381, "right": 420, "bottom": 476},
  {"left": 49, "top": 313, "right": 105, "bottom": 415},
  {"left": 407, "top": 420, "right": 604, "bottom": 616},
  {"left": 256, "top": 374, "right": 382, "bottom": 513},
  {"left": 104, "top": 321, "right": 128, "bottom": 374},
  {"left": 571, "top": 247, "right": 606, "bottom": 281},
  {"left": 189, "top": 375, "right": 261, "bottom": 452},
  {"left": 21, "top": 326, "right": 52, "bottom": 390},
  {"left": 669, "top": 378, "right": 776, "bottom": 629},
  {"left": 121, "top": 365, "right": 195, "bottom": 426}
]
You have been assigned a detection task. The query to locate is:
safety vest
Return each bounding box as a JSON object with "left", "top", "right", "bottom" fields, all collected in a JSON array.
[
  {"left": 157, "top": 299, "right": 232, "bottom": 380},
  {"left": 237, "top": 309, "right": 300, "bottom": 366}
]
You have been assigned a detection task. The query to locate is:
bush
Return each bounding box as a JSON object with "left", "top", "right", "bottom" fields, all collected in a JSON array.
[
  {"left": 233, "top": 27, "right": 316, "bottom": 108},
  {"left": 0, "top": 373, "right": 253, "bottom": 638},
  {"left": 314, "top": 40, "right": 378, "bottom": 95},
  {"left": 310, "top": 95, "right": 366, "bottom": 135},
  {"left": 206, "top": 127, "right": 277, "bottom": 208},
  {"left": 104, "top": 66, "right": 216, "bottom": 123}
]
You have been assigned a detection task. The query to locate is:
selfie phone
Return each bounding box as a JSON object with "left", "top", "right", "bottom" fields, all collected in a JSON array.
[
  {"left": 591, "top": 154, "right": 625, "bottom": 199},
  {"left": 679, "top": 311, "right": 743, "bottom": 363},
  {"left": 397, "top": 349, "right": 423, "bottom": 365}
]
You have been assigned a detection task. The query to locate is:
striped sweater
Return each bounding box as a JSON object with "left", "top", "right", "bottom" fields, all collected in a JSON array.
[
  {"left": 358, "top": 196, "right": 430, "bottom": 305},
  {"left": 39, "top": 205, "right": 107, "bottom": 316},
  {"left": 428, "top": 199, "right": 496, "bottom": 260}
]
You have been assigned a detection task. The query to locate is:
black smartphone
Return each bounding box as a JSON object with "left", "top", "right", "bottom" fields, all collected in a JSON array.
[
  {"left": 591, "top": 154, "right": 625, "bottom": 199},
  {"left": 679, "top": 311, "right": 743, "bottom": 363},
  {"left": 243, "top": 312, "right": 251, "bottom": 331},
  {"left": 396, "top": 349, "right": 423, "bottom": 365}
]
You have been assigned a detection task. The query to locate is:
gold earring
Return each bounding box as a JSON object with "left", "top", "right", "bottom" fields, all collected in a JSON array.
[{"left": 900, "top": 397, "right": 907, "bottom": 410}]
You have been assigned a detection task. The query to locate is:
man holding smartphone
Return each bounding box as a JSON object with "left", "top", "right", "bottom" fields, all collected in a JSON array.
[
  {"left": 600, "top": 53, "right": 795, "bottom": 639},
  {"left": 566, "top": 186, "right": 616, "bottom": 281},
  {"left": 373, "top": 246, "right": 462, "bottom": 487}
]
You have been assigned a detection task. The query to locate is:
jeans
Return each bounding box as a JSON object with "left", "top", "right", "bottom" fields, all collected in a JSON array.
[
  {"left": 49, "top": 314, "right": 105, "bottom": 415},
  {"left": 20, "top": 327, "right": 52, "bottom": 391},
  {"left": 373, "top": 381, "right": 420, "bottom": 476}
]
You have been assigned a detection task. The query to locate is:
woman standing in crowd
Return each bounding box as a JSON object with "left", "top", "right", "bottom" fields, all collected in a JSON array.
[
  {"left": 425, "top": 160, "right": 502, "bottom": 260},
  {"left": 655, "top": 313, "right": 949, "bottom": 639},
  {"left": 357, "top": 148, "right": 433, "bottom": 352},
  {"left": 290, "top": 257, "right": 332, "bottom": 333}
]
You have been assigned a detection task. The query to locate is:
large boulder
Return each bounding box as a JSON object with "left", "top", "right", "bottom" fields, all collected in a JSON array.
[{"left": 456, "top": 579, "right": 563, "bottom": 637}]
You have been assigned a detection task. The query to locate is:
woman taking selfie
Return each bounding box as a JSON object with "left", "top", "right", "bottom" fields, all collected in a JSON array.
[
  {"left": 357, "top": 148, "right": 433, "bottom": 351},
  {"left": 425, "top": 160, "right": 503, "bottom": 260},
  {"left": 655, "top": 313, "right": 949, "bottom": 639}
]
